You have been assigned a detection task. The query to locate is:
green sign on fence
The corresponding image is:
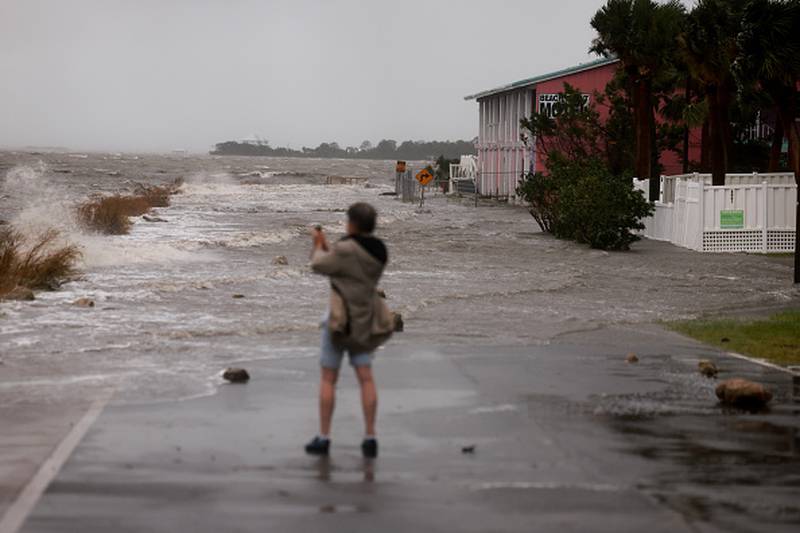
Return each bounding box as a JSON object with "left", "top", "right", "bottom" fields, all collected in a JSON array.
[{"left": 720, "top": 209, "right": 744, "bottom": 229}]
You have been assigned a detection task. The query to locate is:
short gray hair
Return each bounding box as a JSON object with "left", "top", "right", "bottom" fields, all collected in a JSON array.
[{"left": 347, "top": 202, "right": 377, "bottom": 234}]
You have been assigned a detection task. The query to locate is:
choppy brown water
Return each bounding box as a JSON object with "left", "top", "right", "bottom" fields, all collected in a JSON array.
[{"left": 0, "top": 151, "right": 797, "bottom": 405}]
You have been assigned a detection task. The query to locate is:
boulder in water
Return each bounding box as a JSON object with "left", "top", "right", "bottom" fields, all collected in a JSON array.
[
  {"left": 698, "top": 360, "right": 718, "bottom": 378},
  {"left": 73, "top": 297, "right": 95, "bottom": 308},
  {"left": 393, "top": 313, "right": 404, "bottom": 332},
  {"left": 232, "top": 294, "right": 245, "bottom": 299},
  {"left": 625, "top": 352, "right": 639, "bottom": 363},
  {"left": 272, "top": 255, "right": 289, "bottom": 266},
  {"left": 223, "top": 367, "right": 250, "bottom": 383},
  {"left": 142, "top": 215, "right": 167, "bottom": 223},
  {"left": 715, "top": 378, "right": 772, "bottom": 409}
]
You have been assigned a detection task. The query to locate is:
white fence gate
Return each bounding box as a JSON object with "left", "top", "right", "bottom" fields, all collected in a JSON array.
[{"left": 636, "top": 172, "right": 796, "bottom": 253}]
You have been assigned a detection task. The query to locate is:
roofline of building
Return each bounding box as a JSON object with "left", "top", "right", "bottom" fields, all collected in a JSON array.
[{"left": 463, "top": 56, "right": 620, "bottom": 101}]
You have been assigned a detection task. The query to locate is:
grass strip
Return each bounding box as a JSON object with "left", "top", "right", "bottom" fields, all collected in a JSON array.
[{"left": 669, "top": 310, "right": 800, "bottom": 367}]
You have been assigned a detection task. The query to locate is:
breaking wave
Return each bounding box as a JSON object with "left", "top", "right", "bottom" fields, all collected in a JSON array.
[{"left": 1, "top": 164, "right": 208, "bottom": 268}]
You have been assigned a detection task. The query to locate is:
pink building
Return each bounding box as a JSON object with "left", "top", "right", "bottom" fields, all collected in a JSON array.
[{"left": 464, "top": 57, "right": 701, "bottom": 198}]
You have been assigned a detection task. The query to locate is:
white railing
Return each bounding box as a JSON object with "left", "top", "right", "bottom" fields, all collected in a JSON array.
[
  {"left": 449, "top": 163, "right": 473, "bottom": 179},
  {"left": 449, "top": 162, "right": 477, "bottom": 194},
  {"left": 660, "top": 172, "right": 795, "bottom": 203},
  {"left": 638, "top": 172, "right": 796, "bottom": 253}
]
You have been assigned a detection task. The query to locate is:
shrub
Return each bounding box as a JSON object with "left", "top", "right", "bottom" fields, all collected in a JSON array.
[
  {"left": 0, "top": 228, "right": 81, "bottom": 297},
  {"left": 514, "top": 171, "right": 560, "bottom": 233},
  {"left": 141, "top": 188, "right": 170, "bottom": 207},
  {"left": 77, "top": 195, "right": 149, "bottom": 234},
  {"left": 77, "top": 180, "right": 182, "bottom": 235},
  {"left": 517, "top": 157, "right": 654, "bottom": 250},
  {"left": 136, "top": 180, "right": 183, "bottom": 207}
]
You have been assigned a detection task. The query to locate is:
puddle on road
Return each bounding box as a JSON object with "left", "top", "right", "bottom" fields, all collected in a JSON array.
[
  {"left": 600, "top": 369, "right": 800, "bottom": 528},
  {"left": 471, "top": 481, "right": 621, "bottom": 492},
  {"left": 318, "top": 503, "right": 370, "bottom": 514}
]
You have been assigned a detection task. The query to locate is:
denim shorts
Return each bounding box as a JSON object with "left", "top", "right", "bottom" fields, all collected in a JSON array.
[{"left": 320, "top": 319, "right": 373, "bottom": 369}]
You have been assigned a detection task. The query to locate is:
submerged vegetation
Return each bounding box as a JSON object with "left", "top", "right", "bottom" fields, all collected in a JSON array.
[
  {"left": 670, "top": 310, "right": 800, "bottom": 367},
  {"left": 77, "top": 181, "right": 181, "bottom": 235},
  {"left": 0, "top": 228, "right": 81, "bottom": 299},
  {"left": 0, "top": 179, "right": 183, "bottom": 300},
  {"left": 78, "top": 195, "right": 151, "bottom": 234}
]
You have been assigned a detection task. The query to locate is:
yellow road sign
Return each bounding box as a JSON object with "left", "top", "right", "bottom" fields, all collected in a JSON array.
[{"left": 415, "top": 168, "right": 434, "bottom": 186}]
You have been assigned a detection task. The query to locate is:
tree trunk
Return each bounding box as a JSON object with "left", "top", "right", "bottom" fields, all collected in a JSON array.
[
  {"left": 776, "top": 97, "right": 800, "bottom": 284},
  {"left": 707, "top": 85, "right": 728, "bottom": 186},
  {"left": 795, "top": 183, "right": 800, "bottom": 284},
  {"left": 780, "top": 115, "right": 800, "bottom": 183},
  {"left": 632, "top": 76, "right": 657, "bottom": 201},
  {"left": 700, "top": 119, "right": 711, "bottom": 172},
  {"left": 781, "top": 115, "right": 800, "bottom": 284},
  {"left": 720, "top": 84, "right": 735, "bottom": 169},
  {"left": 633, "top": 78, "right": 654, "bottom": 182},
  {"left": 682, "top": 77, "right": 691, "bottom": 174},
  {"left": 768, "top": 119, "right": 783, "bottom": 172},
  {"left": 649, "top": 107, "right": 660, "bottom": 201}
]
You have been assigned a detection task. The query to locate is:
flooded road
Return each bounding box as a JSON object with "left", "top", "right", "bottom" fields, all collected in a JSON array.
[
  {"left": 13, "top": 330, "right": 800, "bottom": 533},
  {"left": 1, "top": 151, "right": 796, "bottom": 405},
  {"left": 1, "top": 151, "right": 799, "bottom": 531}
]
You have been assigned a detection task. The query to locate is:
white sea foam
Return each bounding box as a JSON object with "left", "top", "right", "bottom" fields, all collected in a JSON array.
[
  {"left": 77, "top": 235, "right": 210, "bottom": 268},
  {"left": 2, "top": 164, "right": 210, "bottom": 268},
  {"left": 179, "top": 170, "right": 238, "bottom": 192},
  {"left": 3, "top": 164, "right": 84, "bottom": 247}
]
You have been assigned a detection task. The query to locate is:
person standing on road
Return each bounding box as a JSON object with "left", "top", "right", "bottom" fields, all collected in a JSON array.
[{"left": 305, "top": 202, "right": 394, "bottom": 458}]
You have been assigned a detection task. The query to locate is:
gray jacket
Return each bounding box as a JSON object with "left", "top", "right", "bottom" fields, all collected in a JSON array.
[{"left": 311, "top": 237, "right": 394, "bottom": 353}]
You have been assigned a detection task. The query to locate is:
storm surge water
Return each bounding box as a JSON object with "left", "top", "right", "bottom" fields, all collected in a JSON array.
[
  {"left": 1, "top": 151, "right": 796, "bottom": 409},
  {"left": 0, "top": 153, "right": 407, "bottom": 405}
]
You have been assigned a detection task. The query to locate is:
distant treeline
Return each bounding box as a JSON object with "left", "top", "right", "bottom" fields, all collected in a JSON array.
[{"left": 210, "top": 139, "right": 477, "bottom": 160}]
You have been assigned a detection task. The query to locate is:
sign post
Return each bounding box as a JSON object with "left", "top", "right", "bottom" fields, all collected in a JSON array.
[
  {"left": 395, "top": 161, "right": 407, "bottom": 195},
  {"left": 415, "top": 168, "right": 434, "bottom": 208}
]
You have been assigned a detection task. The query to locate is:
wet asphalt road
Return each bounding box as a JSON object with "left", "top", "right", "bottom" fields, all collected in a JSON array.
[{"left": 18, "top": 324, "right": 800, "bottom": 533}]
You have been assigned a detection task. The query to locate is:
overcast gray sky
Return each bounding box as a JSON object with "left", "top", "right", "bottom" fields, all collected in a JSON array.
[{"left": 2, "top": 0, "right": 628, "bottom": 152}]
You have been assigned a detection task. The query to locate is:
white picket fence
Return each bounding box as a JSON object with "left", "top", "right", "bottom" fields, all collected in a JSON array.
[{"left": 636, "top": 172, "right": 796, "bottom": 253}]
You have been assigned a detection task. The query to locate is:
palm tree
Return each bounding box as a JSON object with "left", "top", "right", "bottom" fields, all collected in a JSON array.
[
  {"left": 735, "top": 0, "right": 800, "bottom": 282},
  {"left": 680, "top": 0, "right": 748, "bottom": 186},
  {"left": 590, "top": 0, "right": 686, "bottom": 197}
]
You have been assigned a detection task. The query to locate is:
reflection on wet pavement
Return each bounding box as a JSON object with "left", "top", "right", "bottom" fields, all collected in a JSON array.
[
  {"left": 313, "top": 457, "right": 375, "bottom": 484},
  {"left": 603, "top": 361, "right": 800, "bottom": 529}
]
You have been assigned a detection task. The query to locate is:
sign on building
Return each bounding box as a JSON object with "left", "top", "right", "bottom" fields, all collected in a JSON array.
[{"left": 537, "top": 93, "right": 591, "bottom": 119}]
